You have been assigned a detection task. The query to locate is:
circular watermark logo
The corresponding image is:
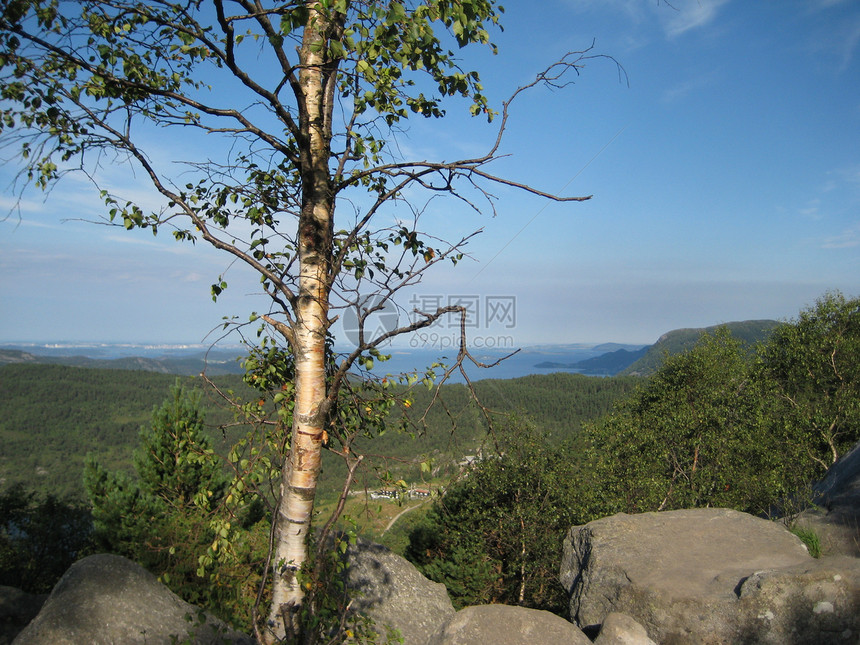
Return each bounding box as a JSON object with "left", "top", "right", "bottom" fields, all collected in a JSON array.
[{"left": 342, "top": 296, "right": 399, "bottom": 347}]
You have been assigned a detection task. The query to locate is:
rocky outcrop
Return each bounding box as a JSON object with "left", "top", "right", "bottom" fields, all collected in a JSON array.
[
  {"left": 346, "top": 539, "right": 454, "bottom": 645},
  {"left": 816, "top": 438, "right": 860, "bottom": 511},
  {"left": 734, "top": 556, "right": 860, "bottom": 643},
  {"left": 12, "top": 554, "right": 252, "bottom": 645},
  {"left": 560, "top": 508, "right": 860, "bottom": 644},
  {"left": 12, "top": 490, "right": 858, "bottom": 644},
  {"left": 428, "top": 604, "right": 590, "bottom": 645},
  {"left": 795, "top": 440, "right": 860, "bottom": 557},
  {"left": 12, "top": 545, "right": 593, "bottom": 645}
]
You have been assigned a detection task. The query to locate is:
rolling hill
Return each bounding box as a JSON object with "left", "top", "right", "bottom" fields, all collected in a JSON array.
[{"left": 620, "top": 319, "right": 781, "bottom": 376}]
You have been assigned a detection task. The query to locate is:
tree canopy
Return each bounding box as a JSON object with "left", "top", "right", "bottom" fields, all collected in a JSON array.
[
  {"left": 582, "top": 328, "right": 798, "bottom": 516},
  {"left": 757, "top": 292, "right": 860, "bottom": 467},
  {"left": 406, "top": 294, "right": 860, "bottom": 612}
]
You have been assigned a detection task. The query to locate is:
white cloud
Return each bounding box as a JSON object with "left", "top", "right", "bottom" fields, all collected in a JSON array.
[
  {"left": 560, "top": 0, "right": 730, "bottom": 44},
  {"left": 662, "top": 0, "right": 731, "bottom": 38}
]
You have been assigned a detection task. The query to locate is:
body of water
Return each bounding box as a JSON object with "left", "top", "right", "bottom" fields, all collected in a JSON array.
[{"left": 1, "top": 342, "right": 642, "bottom": 382}]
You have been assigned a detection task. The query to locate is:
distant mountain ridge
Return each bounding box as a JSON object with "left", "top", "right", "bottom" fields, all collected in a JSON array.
[
  {"left": 569, "top": 346, "right": 650, "bottom": 375},
  {"left": 619, "top": 319, "right": 781, "bottom": 377},
  {"left": 1, "top": 319, "right": 782, "bottom": 379},
  {"left": 0, "top": 348, "right": 244, "bottom": 376},
  {"left": 534, "top": 347, "right": 649, "bottom": 376},
  {"left": 530, "top": 320, "right": 780, "bottom": 377}
]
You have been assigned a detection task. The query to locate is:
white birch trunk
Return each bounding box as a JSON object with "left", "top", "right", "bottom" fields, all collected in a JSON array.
[{"left": 265, "top": 3, "right": 336, "bottom": 640}]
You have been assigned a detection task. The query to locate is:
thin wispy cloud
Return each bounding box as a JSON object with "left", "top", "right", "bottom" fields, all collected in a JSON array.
[
  {"left": 840, "top": 19, "right": 860, "bottom": 70},
  {"left": 662, "top": 0, "right": 731, "bottom": 38},
  {"left": 799, "top": 199, "right": 823, "bottom": 220},
  {"left": 171, "top": 271, "right": 206, "bottom": 283},
  {"left": 0, "top": 216, "right": 61, "bottom": 230},
  {"left": 562, "top": 0, "right": 648, "bottom": 23},
  {"left": 101, "top": 232, "right": 205, "bottom": 258},
  {"left": 661, "top": 70, "right": 718, "bottom": 102},
  {"left": 800, "top": 0, "right": 860, "bottom": 73},
  {"left": 798, "top": 164, "right": 860, "bottom": 223},
  {"left": 822, "top": 225, "right": 860, "bottom": 249},
  {"left": 561, "top": 0, "right": 729, "bottom": 45},
  {"left": 0, "top": 194, "right": 53, "bottom": 218}
]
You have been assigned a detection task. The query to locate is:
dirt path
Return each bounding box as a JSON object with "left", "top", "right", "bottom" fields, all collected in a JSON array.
[{"left": 381, "top": 501, "right": 428, "bottom": 536}]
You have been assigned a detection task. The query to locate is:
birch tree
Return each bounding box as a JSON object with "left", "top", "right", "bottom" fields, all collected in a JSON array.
[{"left": 0, "top": 1, "right": 607, "bottom": 640}]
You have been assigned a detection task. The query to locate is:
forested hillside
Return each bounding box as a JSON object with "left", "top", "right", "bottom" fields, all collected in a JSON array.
[
  {"left": 0, "top": 318, "right": 789, "bottom": 502},
  {"left": 0, "top": 364, "right": 640, "bottom": 500},
  {"left": 0, "top": 348, "right": 245, "bottom": 375},
  {"left": 405, "top": 294, "right": 860, "bottom": 614},
  {"left": 0, "top": 319, "right": 779, "bottom": 501},
  {"left": 0, "top": 365, "right": 248, "bottom": 498},
  {"left": 621, "top": 319, "right": 779, "bottom": 376}
]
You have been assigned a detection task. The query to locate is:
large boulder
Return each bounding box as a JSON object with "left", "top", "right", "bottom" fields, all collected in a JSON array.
[
  {"left": 795, "top": 439, "right": 860, "bottom": 557},
  {"left": 816, "top": 439, "right": 860, "bottom": 511},
  {"left": 560, "top": 508, "right": 860, "bottom": 644},
  {"left": 346, "top": 539, "right": 454, "bottom": 645},
  {"left": 735, "top": 556, "right": 860, "bottom": 643},
  {"left": 428, "top": 604, "right": 590, "bottom": 645},
  {"left": 12, "top": 554, "right": 252, "bottom": 645}
]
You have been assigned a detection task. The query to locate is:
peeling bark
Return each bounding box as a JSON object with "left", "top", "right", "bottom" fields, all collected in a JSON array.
[{"left": 265, "top": 4, "right": 339, "bottom": 640}]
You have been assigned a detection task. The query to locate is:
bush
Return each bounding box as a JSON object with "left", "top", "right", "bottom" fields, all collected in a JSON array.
[{"left": 405, "top": 423, "right": 583, "bottom": 614}]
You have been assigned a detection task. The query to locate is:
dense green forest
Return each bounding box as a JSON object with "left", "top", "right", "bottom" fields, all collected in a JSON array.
[
  {"left": 0, "top": 366, "right": 251, "bottom": 498},
  {"left": 0, "top": 360, "right": 641, "bottom": 629},
  {"left": 0, "top": 363, "right": 639, "bottom": 500},
  {"left": 0, "top": 317, "right": 776, "bottom": 502}
]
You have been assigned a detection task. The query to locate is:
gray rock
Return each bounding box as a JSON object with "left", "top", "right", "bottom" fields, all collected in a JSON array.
[
  {"left": 0, "top": 587, "right": 46, "bottom": 645},
  {"left": 816, "top": 439, "right": 860, "bottom": 511},
  {"left": 593, "top": 612, "right": 657, "bottom": 645},
  {"left": 560, "top": 508, "right": 860, "bottom": 644},
  {"left": 346, "top": 539, "right": 454, "bottom": 645},
  {"left": 12, "top": 554, "right": 252, "bottom": 645},
  {"left": 736, "top": 556, "right": 860, "bottom": 644},
  {"left": 792, "top": 504, "right": 860, "bottom": 558},
  {"left": 796, "top": 439, "right": 860, "bottom": 557},
  {"left": 428, "top": 604, "right": 591, "bottom": 645}
]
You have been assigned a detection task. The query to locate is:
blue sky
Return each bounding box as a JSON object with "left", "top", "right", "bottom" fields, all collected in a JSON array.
[{"left": 1, "top": 0, "right": 859, "bottom": 347}]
